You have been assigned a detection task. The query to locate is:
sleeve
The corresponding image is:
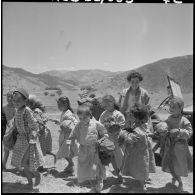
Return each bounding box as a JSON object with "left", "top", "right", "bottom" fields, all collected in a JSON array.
[
  {"left": 118, "top": 89, "right": 126, "bottom": 108},
  {"left": 144, "top": 90, "right": 151, "bottom": 110},
  {"left": 96, "top": 122, "right": 108, "bottom": 138},
  {"left": 118, "top": 129, "right": 140, "bottom": 145},
  {"left": 178, "top": 117, "right": 193, "bottom": 140},
  {"left": 25, "top": 108, "right": 39, "bottom": 140},
  {"left": 118, "top": 94, "right": 123, "bottom": 108},
  {"left": 99, "top": 112, "right": 105, "bottom": 124},
  {"left": 124, "top": 131, "right": 141, "bottom": 145},
  {"left": 69, "top": 123, "right": 79, "bottom": 140}
]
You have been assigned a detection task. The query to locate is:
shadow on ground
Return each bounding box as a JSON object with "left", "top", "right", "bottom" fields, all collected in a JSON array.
[
  {"left": 3, "top": 182, "right": 39, "bottom": 193},
  {"left": 49, "top": 168, "right": 75, "bottom": 179},
  {"left": 147, "top": 183, "right": 190, "bottom": 194},
  {"left": 103, "top": 177, "right": 191, "bottom": 193}
]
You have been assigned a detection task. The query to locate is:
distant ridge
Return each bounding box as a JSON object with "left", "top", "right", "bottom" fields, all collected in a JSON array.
[{"left": 2, "top": 55, "right": 193, "bottom": 96}]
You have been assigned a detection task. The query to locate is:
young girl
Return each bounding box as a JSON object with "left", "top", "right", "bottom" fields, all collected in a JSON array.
[
  {"left": 118, "top": 105, "right": 156, "bottom": 192},
  {"left": 99, "top": 95, "right": 125, "bottom": 183},
  {"left": 78, "top": 95, "right": 105, "bottom": 121},
  {"left": 68, "top": 105, "right": 107, "bottom": 192},
  {"left": 54, "top": 96, "right": 78, "bottom": 174},
  {"left": 27, "top": 95, "right": 56, "bottom": 170},
  {"left": 161, "top": 97, "right": 193, "bottom": 192},
  {"left": 2, "top": 91, "right": 16, "bottom": 170},
  {"left": 11, "top": 88, "right": 44, "bottom": 189}
]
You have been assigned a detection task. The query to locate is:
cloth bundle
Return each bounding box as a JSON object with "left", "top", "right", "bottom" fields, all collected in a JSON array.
[
  {"left": 98, "top": 136, "right": 115, "bottom": 165},
  {"left": 103, "top": 117, "right": 121, "bottom": 135}
]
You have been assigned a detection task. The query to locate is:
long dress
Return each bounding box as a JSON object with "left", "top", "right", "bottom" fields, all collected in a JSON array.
[
  {"left": 56, "top": 109, "right": 78, "bottom": 160},
  {"left": 121, "top": 124, "right": 156, "bottom": 180},
  {"left": 11, "top": 106, "right": 44, "bottom": 172},
  {"left": 69, "top": 120, "right": 107, "bottom": 183},
  {"left": 99, "top": 109, "right": 125, "bottom": 169},
  {"left": 161, "top": 115, "right": 193, "bottom": 177}
]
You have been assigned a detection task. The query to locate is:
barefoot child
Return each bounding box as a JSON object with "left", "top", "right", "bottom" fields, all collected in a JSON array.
[
  {"left": 118, "top": 105, "right": 156, "bottom": 192},
  {"left": 99, "top": 95, "right": 125, "bottom": 183},
  {"left": 68, "top": 105, "right": 107, "bottom": 192},
  {"left": 54, "top": 96, "right": 78, "bottom": 174},
  {"left": 2, "top": 91, "right": 16, "bottom": 170},
  {"left": 161, "top": 97, "right": 193, "bottom": 192},
  {"left": 11, "top": 88, "right": 44, "bottom": 189}
]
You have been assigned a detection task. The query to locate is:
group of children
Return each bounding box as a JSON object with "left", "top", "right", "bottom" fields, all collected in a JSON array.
[{"left": 2, "top": 87, "right": 193, "bottom": 193}]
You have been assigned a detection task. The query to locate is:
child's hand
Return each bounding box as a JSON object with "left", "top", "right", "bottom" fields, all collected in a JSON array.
[
  {"left": 29, "top": 139, "right": 36, "bottom": 144},
  {"left": 170, "top": 128, "right": 180, "bottom": 138}
]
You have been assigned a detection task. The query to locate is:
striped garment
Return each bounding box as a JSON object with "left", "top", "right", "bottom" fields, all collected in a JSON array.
[{"left": 11, "top": 106, "right": 44, "bottom": 172}]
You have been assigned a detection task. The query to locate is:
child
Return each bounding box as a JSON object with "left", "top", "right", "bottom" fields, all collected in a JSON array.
[
  {"left": 118, "top": 105, "right": 156, "bottom": 192},
  {"left": 26, "top": 95, "right": 56, "bottom": 170},
  {"left": 2, "top": 91, "right": 16, "bottom": 170},
  {"left": 68, "top": 105, "right": 107, "bottom": 193},
  {"left": 54, "top": 96, "right": 78, "bottom": 174},
  {"left": 161, "top": 97, "right": 193, "bottom": 192},
  {"left": 11, "top": 88, "right": 44, "bottom": 189},
  {"left": 78, "top": 94, "right": 105, "bottom": 121},
  {"left": 99, "top": 95, "right": 125, "bottom": 183}
]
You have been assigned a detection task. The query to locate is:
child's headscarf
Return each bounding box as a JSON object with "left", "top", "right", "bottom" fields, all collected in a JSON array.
[
  {"left": 57, "top": 96, "right": 74, "bottom": 113},
  {"left": 170, "top": 97, "right": 184, "bottom": 112}
]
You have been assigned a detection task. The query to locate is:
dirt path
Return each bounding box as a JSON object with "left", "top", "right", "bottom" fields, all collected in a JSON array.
[
  {"left": 2, "top": 150, "right": 193, "bottom": 193},
  {"left": 2, "top": 121, "right": 193, "bottom": 193}
]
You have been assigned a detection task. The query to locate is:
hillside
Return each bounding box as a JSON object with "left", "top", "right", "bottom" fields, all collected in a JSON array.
[
  {"left": 2, "top": 65, "right": 78, "bottom": 94},
  {"left": 2, "top": 55, "right": 193, "bottom": 98},
  {"left": 43, "top": 69, "right": 117, "bottom": 86},
  {"left": 93, "top": 55, "right": 193, "bottom": 95}
]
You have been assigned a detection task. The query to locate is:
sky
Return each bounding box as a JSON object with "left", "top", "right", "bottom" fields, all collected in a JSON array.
[{"left": 2, "top": 2, "right": 193, "bottom": 73}]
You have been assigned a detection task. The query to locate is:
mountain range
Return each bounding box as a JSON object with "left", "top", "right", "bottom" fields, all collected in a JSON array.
[{"left": 2, "top": 55, "right": 193, "bottom": 96}]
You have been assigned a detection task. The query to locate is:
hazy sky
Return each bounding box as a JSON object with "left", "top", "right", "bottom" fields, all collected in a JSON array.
[{"left": 2, "top": 2, "right": 193, "bottom": 73}]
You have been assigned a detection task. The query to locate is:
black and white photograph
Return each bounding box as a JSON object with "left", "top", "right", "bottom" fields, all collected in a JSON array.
[{"left": 1, "top": 1, "right": 193, "bottom": 193}]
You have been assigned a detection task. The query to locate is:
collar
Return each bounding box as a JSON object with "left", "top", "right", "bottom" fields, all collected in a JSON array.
[{"left": 128, "top": 86, "right": 141, "bottom": 94}]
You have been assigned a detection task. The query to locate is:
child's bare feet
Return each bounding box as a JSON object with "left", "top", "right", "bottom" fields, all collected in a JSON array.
[
  {"left": 64, "top": 161, "right": 74, "bottom": 172},
  {"left": 171, "top": 177, "right": 176, "bottom": 185},
  {"left": 139, "top": 180, "right": 147, "bottom": 192},
  {"left": 95, "top": 178, "right": 103, "bottom": 192},
  {"left": 178, "top": 182, "right": 184, "bottom": 192},
  {"left": 34, "top": 172, "right": 41, "bottom": 186},
  {"left": 23, "top": 179, "right": 33, "bottom": 190},
  {"left": 117, "top": 174, "right": 123, "bottom": 184}
]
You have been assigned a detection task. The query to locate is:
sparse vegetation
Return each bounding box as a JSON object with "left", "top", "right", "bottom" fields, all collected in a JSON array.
[
  {"left": 44, "top": 91, "right": 49, "bottom": 96},
  {"left": 56, "top": 88, "right": 62, "bottom": 96}
]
